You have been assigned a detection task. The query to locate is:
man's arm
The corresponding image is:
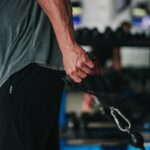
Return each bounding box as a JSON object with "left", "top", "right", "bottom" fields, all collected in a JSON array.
[
  {"left": 112, "top": 48, "right": 121, "bottom": 72},
  {"left": 38, "top": 0, "right": 94, "bottom": 82}
]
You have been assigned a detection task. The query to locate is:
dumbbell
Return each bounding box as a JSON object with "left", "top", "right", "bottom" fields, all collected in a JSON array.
[
  {"left": 103, "top": 26, "right": 113, "bottom": 40},
  {"left": 75, "top": 29, "right": 82, "bottom": 41},
  {"left": 129, "top": 69, "right": 145, "bottom": 93},
  {"left": 134, "top": 32, "right": 147, "bottom": 40},
  {"left": 114, "top": 27, "right": 125, "bottom": 39},
  {"left": 91, "top": 28, "right": 101, "bottom": 42},
  {"left": 102, "top": 69, "right": 121, "bottom": 92},
  {"left": 80, "top": 28, "right": 92, "bottom": 42},
  {"left": 79, "top": 113, "right": 90, "bottom": 138},
  {"left": 65, "top": 112, "right": 79, "bottom": 138}
]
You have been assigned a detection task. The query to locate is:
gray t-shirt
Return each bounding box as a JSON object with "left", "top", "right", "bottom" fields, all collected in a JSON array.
[{"left": 0, "top": 0, "right": 64, "bottom": 87}]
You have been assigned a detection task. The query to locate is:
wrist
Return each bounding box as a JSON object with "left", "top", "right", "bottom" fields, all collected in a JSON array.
[
  {"left": 60, "top": 41, "right": 81, "bottom": 56},
  {"left": 56, "top": 30, "right": 77, "bottom": 52}
]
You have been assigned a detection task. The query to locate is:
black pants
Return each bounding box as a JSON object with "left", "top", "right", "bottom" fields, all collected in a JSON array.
[{"left": 0, "top": 64, "right": 65, "bottom": 150}]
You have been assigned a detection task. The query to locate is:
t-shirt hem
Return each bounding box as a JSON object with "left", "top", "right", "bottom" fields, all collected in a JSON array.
[{"left": 0, "top": 61, "right": 64, "bottom": 88}]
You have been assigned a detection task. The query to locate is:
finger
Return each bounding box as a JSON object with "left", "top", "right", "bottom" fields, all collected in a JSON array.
[
  {"left": 86, "top": 59, "right": 95, "bottom": 69},
  {"left": 76, "top": 58, "right": 94, "bottom": 74},
  {"left": 81, "top": 64, "right": 93, "bottom": 74},
  {"left": 77, "top": 69, "right": 87, "bottom": 79},
  {"left": 77, "top": 54, "right": 94, "bottom": 69},
  {"left": 70, "top": 74, "right": 82, "bottom": 83}
]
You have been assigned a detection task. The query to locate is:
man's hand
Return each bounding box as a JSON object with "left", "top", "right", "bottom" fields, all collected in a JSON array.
[{"left": 62, "top": 44, "right": 94, "bottom": 83}]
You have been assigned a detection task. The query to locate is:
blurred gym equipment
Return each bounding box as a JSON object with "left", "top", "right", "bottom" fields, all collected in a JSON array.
[
  {"left": 62, "top": 52, "right": 147, "bottom": 150},
  {"left": 75, "top": 26, "right": 150, "bottom": 47},
  {"left": 60, "top": 23, "right": 150, "bottom": 150}
]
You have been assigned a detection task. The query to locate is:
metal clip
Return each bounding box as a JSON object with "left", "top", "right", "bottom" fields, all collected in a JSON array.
[{"left": 110, "top": 106, "right": 131, "bottom": 133}]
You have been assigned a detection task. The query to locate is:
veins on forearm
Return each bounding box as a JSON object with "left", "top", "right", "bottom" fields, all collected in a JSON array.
[
  {"left": 38, "top": 0, "right": 73, "bottom": 27},
  {"left": 38, "top": 0, "right": 76, "bottom": 50}
]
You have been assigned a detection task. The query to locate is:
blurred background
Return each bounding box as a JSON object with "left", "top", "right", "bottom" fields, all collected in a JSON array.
[{"left": 59, "top": 0, "right": 150, "bottom": 149}]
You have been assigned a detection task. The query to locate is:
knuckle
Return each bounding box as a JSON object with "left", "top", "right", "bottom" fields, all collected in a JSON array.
[
  {"left": 84, "top": 74, "right": 87, "bottom": 78},
  {"left": 81, "top": 73, "right": 86, "bottom": 78},
  {"left": 82, "top": 57, "right": 87, "bottom": 63},
  {"left": 73, "top": 67, "right": 78, "bottom": 73},
  {"left": 70, "top": 68, "right": 77, "bottom": 75},
  {"left": 77, "top": 61, "right": 82, "bottom": 68},
  {"left": 87, "top": 69, "right": 91, "bottom": 74},
  {"left": 76, "top": 79, "right": 82, "bottom": 83},
  {"left": 67, "top": 69, "right": 72, "bottom": 75}
]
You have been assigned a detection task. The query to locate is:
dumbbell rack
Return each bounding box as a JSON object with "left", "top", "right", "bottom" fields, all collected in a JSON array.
[{"left": 75, "top": 28, "right": 150, "bottom": 47}]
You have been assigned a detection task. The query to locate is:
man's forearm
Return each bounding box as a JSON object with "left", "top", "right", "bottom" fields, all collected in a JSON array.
[
  {"left": 38, "top": 0, "right": 95, "bottom": 83},
  {"left": 38, "top": 0, "right": 76, "bottom": 52}
]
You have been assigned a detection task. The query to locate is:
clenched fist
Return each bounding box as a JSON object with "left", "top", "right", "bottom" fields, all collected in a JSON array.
[{"left": 62, "top": 44, "right": 95, "bottom": 83}]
